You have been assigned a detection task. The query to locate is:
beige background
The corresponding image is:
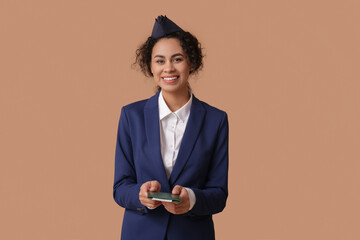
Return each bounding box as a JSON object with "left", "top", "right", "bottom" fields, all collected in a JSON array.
[{"left": 1, "top": 0, "right": 359, "bottom": 239}]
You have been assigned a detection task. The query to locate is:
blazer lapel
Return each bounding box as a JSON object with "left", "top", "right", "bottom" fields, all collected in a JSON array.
[
  {"left": 144, "top": 92, "right": 170, "bottom": 191},
  {"left": 169, "top": 95, "right": 206, "bottom": 185}
]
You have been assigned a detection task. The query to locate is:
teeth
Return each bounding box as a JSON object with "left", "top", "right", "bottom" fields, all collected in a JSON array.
[{"left": 163, "top": 77, "right": 178, "bottom": 80}]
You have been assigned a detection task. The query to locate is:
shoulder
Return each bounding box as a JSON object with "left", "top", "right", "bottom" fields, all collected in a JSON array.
[
  {"left": 194, "top": 97, "right": 229, "bottom": 136},
  {"left": 122, "top": 99, "right": 148, "bottom": 112},
  {"left": 195, "top": 97, "right": 227, "bottom": 120},
  {"left": 121, "top": 92, "right": 159, "bottom": 113}
]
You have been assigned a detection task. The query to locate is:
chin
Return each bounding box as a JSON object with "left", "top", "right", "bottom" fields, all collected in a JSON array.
[
  {"left": 157, "top": 80, "right": 188, "bottom": 94},
  {"left": 160, "top": 86, "right": 180, "bottom": 93}
]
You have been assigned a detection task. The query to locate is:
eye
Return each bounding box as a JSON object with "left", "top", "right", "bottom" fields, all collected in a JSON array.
[
  {"left": 156, "top": 59, "right": 164, "bottom": 64},
  {"left": 173, "top": 58, "right": 183, "bottom": 62}
]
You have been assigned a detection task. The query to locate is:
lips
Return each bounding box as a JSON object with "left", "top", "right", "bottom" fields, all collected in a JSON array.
[{"left": 162, "top": 75, "right": 179, "bottom": 83}]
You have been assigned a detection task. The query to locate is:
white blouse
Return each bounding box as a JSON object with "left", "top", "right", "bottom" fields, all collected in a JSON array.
[{"left": 158, "top": 91, "right": 196, "bottom": 210}]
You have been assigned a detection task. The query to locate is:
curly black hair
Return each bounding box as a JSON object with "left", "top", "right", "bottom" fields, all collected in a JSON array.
[{"left": 134, "top": 31, "right": 203, "bottom": 77}]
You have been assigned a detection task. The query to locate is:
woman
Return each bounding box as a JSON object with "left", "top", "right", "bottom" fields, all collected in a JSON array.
[{"left": 113, "top": 15, "right": 229, "bottom": 240}]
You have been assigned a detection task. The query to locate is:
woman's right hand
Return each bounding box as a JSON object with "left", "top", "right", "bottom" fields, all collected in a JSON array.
[{"left": 139, "top": 180, "right": 162, "bottom": 208}]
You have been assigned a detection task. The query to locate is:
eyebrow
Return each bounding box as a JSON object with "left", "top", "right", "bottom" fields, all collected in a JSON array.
[{"left": 153, "top": 53, "right": 184, "bottom": 59}]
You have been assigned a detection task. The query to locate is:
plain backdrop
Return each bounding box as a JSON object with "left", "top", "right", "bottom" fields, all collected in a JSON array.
[{"left": 1, "top": 0, "right": 359, "bottom": 239}]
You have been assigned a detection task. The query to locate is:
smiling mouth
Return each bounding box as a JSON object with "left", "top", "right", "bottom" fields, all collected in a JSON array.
[
  {"left": 162, "top": 76, "right": 179, "bottom": 83},
  {"left": 162, "top": 76, "right": 178, "bottom": 80}
]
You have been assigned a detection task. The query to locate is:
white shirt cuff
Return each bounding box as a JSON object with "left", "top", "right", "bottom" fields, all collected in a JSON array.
[{"left": 185, "top": 187, "right": 196, "bottom": 211}]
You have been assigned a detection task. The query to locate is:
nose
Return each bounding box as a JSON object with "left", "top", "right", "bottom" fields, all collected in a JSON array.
[{"left": 164, "top": 60, "right": 175, "bottom": 73}]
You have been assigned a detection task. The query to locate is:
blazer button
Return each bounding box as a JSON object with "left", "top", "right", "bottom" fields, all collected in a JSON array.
[{"left": 137, "top": 207, "right": 145, "bottom": 213}]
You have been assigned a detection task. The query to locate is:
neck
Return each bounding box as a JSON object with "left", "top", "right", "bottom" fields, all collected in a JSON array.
[{"left": 162, "top": 88, "right": 190, "bottom": 112}]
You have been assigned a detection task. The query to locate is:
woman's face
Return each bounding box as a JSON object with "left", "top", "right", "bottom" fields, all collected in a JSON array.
[{"left": 150, "top": 38, "right": 191, "bottom": 95}]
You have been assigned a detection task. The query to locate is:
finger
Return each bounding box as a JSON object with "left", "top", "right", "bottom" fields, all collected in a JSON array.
[
  {"left": 162, "top": 202, "right": 174, "bottom": 213},
  {"left": 147, "top": 200, "right": 162, "bottom": 208},
  {"left": 140, "top": 181, "right": 151, "bottom": 192},
  {"left": 139, "top": 185, "right": 150, "bottom": 199},
  {"left": 139, "top": 181, "right": 154, "bottom": 203},
  {"left": 140, "top": 195, "right": 161, "bottom": 208},
  {"left": 179, "top": 187, "right": 188, "bottom": 198},
  {"left": 172, "top": 185, "right": 182, "bottom": 195},
  {"left": 150, "top": 180, "right": 161, "bottom": 192},
  {"left": 162, "top": 202, "right": 186, "bottom": 215}
]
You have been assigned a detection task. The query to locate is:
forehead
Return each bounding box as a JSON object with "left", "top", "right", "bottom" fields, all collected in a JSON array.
[{"left": 152, "top": 38, "right": 184, "bottom": 56}]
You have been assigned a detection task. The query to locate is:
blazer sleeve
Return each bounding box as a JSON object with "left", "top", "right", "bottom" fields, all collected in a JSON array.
[
  {"left": 113, "top": 107, "right": 147, "bottom": 212},
  {"left": 189, "top": 112, "right": 229, "bottom": 216}
]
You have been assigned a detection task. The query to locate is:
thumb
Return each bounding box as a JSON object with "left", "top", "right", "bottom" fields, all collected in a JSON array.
[
  {"left": 141, "top": 181, "right": 151, "bottom": 192},
  {"left": 172, "top": 185, "right": 182, "bottom": 195},
  {"left": 149, "top": 180, "right": 161, "bottom": 192}
]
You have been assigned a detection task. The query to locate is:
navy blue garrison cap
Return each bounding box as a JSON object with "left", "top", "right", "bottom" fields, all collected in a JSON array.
[{"left": 151, "top": 15, "right": 183, "bottom": 39}]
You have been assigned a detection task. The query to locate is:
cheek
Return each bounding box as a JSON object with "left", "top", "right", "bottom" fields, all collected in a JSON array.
[
  {"left": 181, "top": 66, "right": 191, "bottom": 75},
  {"left": 150, "top": 65, "right": 161, "bottom": 76},
  {"left": 182, "top": 62, "right": 192, "bottom": 74}
]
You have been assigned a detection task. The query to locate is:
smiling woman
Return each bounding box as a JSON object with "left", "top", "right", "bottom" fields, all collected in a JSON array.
[
  {"left": 113, "top": 15, "right": 229, "bottom": 240},
  {"left": 151, "top": 38, "right": 191, "bottom": 108},
  {"left": 134, "top": 29, "right": 203, "bottom": 79}
]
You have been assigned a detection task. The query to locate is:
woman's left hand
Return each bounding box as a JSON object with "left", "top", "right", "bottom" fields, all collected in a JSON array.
[{"left": 162, "top": 185, "right": 190, "bottom": 214}]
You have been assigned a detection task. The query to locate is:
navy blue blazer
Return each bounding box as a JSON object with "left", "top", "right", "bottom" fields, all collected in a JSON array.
[{"left": 113, "top": 91, "right": 229, "bottom": 240}]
